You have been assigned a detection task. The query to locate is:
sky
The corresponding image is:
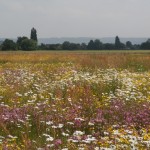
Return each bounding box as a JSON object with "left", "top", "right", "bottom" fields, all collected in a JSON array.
[{"left": 0, "top": 0, "right": 150, "bottom": 38}]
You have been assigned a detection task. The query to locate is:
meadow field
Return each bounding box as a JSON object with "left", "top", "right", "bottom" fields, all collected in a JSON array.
[{"left": 0, "top": 51, "right": 150, "bottom": 150}]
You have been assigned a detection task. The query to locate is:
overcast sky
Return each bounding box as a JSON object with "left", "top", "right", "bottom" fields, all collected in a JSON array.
[{"left": 0, "top": 0, "right": 150, "bottom": 38}]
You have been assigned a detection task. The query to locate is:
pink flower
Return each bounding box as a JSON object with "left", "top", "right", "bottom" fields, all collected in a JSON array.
[{"left": 54, "top": 139, "right": 62, "bottom": 147}]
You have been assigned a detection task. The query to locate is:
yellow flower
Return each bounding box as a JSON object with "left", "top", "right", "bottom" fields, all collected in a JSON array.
[{"left": 143, "top": 134, "right": 150, "bottom": 141}]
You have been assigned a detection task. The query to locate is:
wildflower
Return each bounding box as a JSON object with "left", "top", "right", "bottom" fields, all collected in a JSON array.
[
  {"left": 46, "top": 121, "right": 53, "bottom": 125},
  {"left": 62, "top": 132, "right": 69, "bottom": 137},
  {"left": 88, "top": 122, "right": 94, "bottom": 126},
  {"left": 73, "top": 131, "right": 85, "bottom": 136},
  {"left": 46, "top": 136, "right": 54, "bottom": 142},
  {"left": 43, "top": 134, "right": 54, "bottom": 141},
  {"left": 58, "top": 124, "right": 64, "bottom": 128},
  {"left": 54, "top": 139, "right": 62, "bottom": 147}
]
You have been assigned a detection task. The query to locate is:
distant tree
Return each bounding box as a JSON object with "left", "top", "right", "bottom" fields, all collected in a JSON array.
[
  {"left": 115, "top": 36, "right": 121, "bottom": 49},
  {"left": 17, "top": 36, "right": 28, "bottom": 49},
  {"left": 87, "top": 40, "right": 95, "bottom": 50},
  {"left": 0, "top": 41, "right": 2, "bottom": 50},
  {"left": 140, "top": 39, "right": 150, "bottom": 50},
  {"left": 94, "top": 39, "right": 103, "bottom": 50},
  {"left": 115, "top": 36, "right": 125, "bottom": 49},
  {"left": 30, "top": 28, "right": 38, "bottom": 42},
  {"left": 120, "top": 43, "right": 126, "bottom": 49},
  {"left": 62, "top": 41, "right": 71, "bottom": 50},
  {"left": 133, "top": 44, "right": 140, "bottom": 50},
  {"left": 1, "top": 39, "right": 17, "bottom": 50},
  {"left": 80, "top": 43, "right": 87, "bottom": 50},
  {"left": 39, "top": 43, "right": 47, "bottom": 50},
  {"left": 21, "top": 39, "right": 37, "bottom": 50},
  {"left": 126, "top": 41, "right": 133, "bottom": 49},
  {"left": 104, "top": 43, "right": 115, "bottom": 50},
  {"left": 69, "top": 43, "right": 81, "bottom": 50},
  {"left": 87, "top": 39, "right": 103, "bottom": 50},
  {"left": 46, "top": 44, "right": 62, "bottom": 50},
  {"left": 62, "top": 41, "right": 81, "bottom": 50}
]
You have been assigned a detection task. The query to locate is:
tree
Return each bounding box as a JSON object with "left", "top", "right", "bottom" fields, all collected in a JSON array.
[
  {"left": 140, "top": 39, "right": 150, "bottom": 50},
  {"left": 94, "top": 39, "right": 103, "bottom": 50},
  {"left": 80, "top": 43, "right": 87, "bottom": 50},
  {"left": 115, "top": 36, "right": 125, "bottom": 49},
  {"left": 69, "top": 43, "right": 80, "bottom": 50},
  {"left": 30, "top": 28, "right": 37, "bottom": 42},
  {"left": 0, "top": 41, "right": 2, "bottom": 50},
  {"left": 104, "top": 43, "right": 115, "bottom": 50},
  {"left": 62, "top": 41, "right": 81, "bottom": 50},
  {"left": 87, "top": 40, "right": 95, "bottom": 50},
  {"left": 126, "top": 41, "right": 133, "bottom": 49},
  {"left": 17, "top": 36, "right": 28, "bottom": 49},
  {"left": 1, "top": 39, "right": 17, "bottom": 50},
  {"left": 62, "top": 41, "right": 71, "bottom": 50},
  {"left": 16, "top": 37, "right": 37, "bottom": 50},
  {"left": 21, "top": 39, "right": 37, "bottom": 50},
  {"left": 115, "top": 36, "right": 121, "bottom": 49}
]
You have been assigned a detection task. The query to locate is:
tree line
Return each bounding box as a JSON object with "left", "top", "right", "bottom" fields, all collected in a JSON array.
[
  {"left": 0, "top": 28, "right": 150, "bottom": 50},
  {"left": 40, "top": 37, "right": 150, "bottom": 50},
  {"left": 0, "top": 28, "right": 38, "bottom": 51}
]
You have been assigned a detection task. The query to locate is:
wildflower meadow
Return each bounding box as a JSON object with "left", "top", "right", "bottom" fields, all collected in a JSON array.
[{"left": 0, "top": 51, "right": 150, "bottom": 150}]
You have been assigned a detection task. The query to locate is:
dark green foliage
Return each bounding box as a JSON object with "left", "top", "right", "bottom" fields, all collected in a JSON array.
[
  {"left": 126, "top": 41, "right": 133, "bottom": 49},
  {"left": 17, "top": 36, "right": 28, "bottom": 49},
  {"left": 120, "top": 43, "right": 126, "bottom": 49},
  {"left": 87, "top": 40, "right": 95, "bottom": 50},
  {"left": 1, "top": 39, "right": 17, "bottom": 50},
  {"left": 0, "top": 41, "right": 3, "bottom": 50},
  {"left": 30, "top": 28, "right": 38, "bottom": 42},
  {"left": 0, "top": 29, "right": 38, "bottom": 51},
  {"left": 87, "top": 39, "right": 103, "bottom": 50},
  {"left": 16, "top": 37, "right": 37, "bottom": 50},
  {"left": 62, "top": 41, "right": 71, "bottom": 50},
  {"left": 39, "top": 37, "right": 141, "bottom": 50},
  {"left": 21, "top": 39, "right": 37, "bottom": 51},
  {"left": 80, "top": 43, "right": 87, "bottom": 50},
  {"left": 39, "top": 43, "right": 62, "bottom": 50},
  {"left": 140, "top": 39, "right": 150, "bottom": 49},
  {"left": 62, "top": 41, "right": 81, "bottom": 50},
  {"left": 0, "top": 29, "right": 149, "bottom": 51},
  {"left": 115, "top": 36, "right": 121, "bottom": 49},
  {"left": 0, "top": 42, "right": 2, "bottom": 50},
  {"left": 103, "top": 43, "right": 115, "bottom": 50},
  {"left": 115, "top": 36, "right": 126, "bottom": 49},
  {"left": 94, "top": 39, "right": 103, "bottom": 50},
  {"left": 69, "top": 43, "right": 81, "bottom": 50}
]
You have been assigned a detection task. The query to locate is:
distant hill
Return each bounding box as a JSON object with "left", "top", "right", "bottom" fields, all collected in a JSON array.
[
  {"left": 0, "top": 37, "right": 149, "bottom": 45},
  {"left": 38, "top": 37, "right": 149, "bottom": 45}
]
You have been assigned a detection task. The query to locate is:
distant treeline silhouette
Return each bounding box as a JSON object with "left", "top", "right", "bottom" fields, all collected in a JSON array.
[{"left": 0, "top": 28, "right": 150, "bottom": 50}]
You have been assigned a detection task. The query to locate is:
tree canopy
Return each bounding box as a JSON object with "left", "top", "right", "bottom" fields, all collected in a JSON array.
[
  {"left": 1, "top": 39, "right": 17, "bottom": 50},
  {"left": 140, "top": 39, "right": 150, "bottom": 49},
  {"left": 30, "top": 28, "right": 38, "bottom": 42},
  {"left": 21, "top": 39, "right": 37, "bottom": 51}
]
